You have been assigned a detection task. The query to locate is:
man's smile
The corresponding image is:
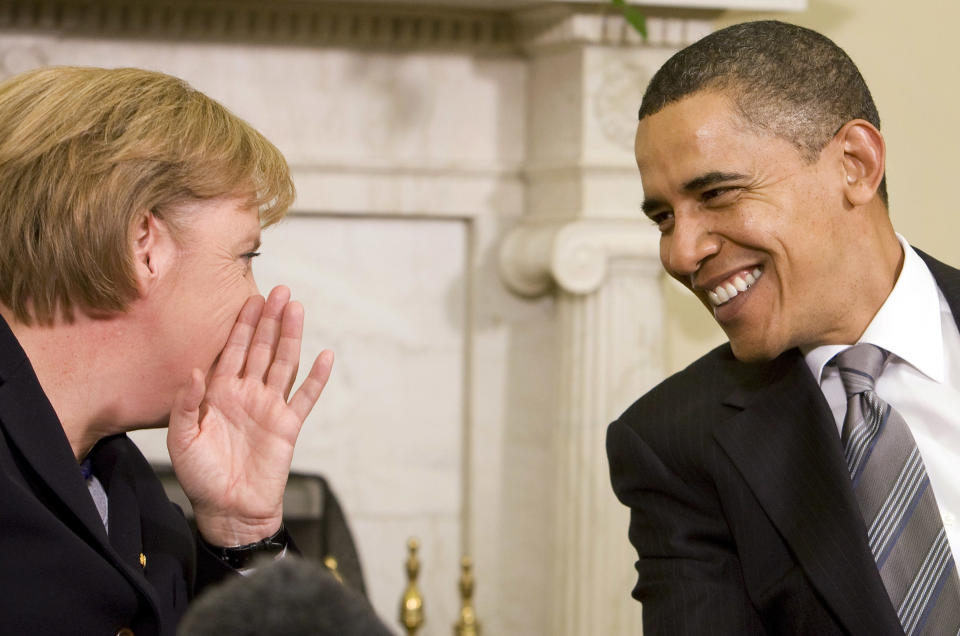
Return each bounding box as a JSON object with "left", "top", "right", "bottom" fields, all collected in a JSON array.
[{"left": 696, "top": 266, "right": 764, "bottom": 307}]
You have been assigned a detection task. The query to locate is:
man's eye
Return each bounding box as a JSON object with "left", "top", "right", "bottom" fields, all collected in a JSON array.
[
  {"left": 242, "top": 251, "right": 261, "bottom": 261},
  {"left": 701, "top": 187, "right": 739, "bottom": 204},
  {"left": 648, "top": 212, "right": 674, "bottom": 232}
]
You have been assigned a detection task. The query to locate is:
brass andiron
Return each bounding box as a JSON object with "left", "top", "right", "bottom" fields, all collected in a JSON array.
[
  {"left": 399, "top": 538, "right": 425, "bottom": 635},
  {"left": 398, "top": 539, "right": 482, "bottom": 635},
  {"left": 453, "top": 556, "right": 480, "bottom": 636}
]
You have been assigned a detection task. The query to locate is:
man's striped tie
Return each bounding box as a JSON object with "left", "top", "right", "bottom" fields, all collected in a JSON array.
[{"left": 836, "top": 343, "right": 960, "bottom": 635}]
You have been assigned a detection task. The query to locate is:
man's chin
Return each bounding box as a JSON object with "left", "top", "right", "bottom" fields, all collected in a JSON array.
[{"left": 728, "top": 336, "right": 785, "bottom": 363}]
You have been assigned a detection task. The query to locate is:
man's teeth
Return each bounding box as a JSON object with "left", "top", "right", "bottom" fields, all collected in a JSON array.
[{"left": 707, "top": 268, "right": 762, "bottom": 306}]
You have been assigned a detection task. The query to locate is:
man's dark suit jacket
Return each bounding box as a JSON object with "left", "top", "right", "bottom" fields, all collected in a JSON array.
[
  {"left": 607, "top": 251, "right": 960, "bottom": 635},
  {"left": 0, "top": 315, "right": 233, "bottom": 636}
]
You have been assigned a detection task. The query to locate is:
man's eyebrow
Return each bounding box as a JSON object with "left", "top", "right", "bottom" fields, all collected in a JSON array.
[
  {"left": 682, "top": 171, "right": 748, "bottom": 192},
  {"left": 640, "top": 171, "right": 749, "bottom": 216},
  {"left": 641, "top": 197, "right": 667, "bottom": 216}
]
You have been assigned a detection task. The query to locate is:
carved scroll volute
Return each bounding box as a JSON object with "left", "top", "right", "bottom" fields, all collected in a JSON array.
[{"left": 499, "top": 220, "right": 660, "bottom": 298}]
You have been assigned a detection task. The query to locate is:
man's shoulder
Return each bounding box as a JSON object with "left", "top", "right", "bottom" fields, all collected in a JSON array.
[
  {"left": 651, "top": 341, "right": 739, "bottom": 393},
  {"left": 612, "top": 343, "right": 800, "bottom": 437},
  {"left": 613, "top": 343, "right": 732, "bottom": 432}
]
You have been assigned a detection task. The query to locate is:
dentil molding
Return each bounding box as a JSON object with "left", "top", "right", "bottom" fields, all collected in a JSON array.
[
  {"left": 0, "top": 0, "right": 516, "bottom": 50},
  {"left": 0, "top": 0, "right": 789, "bottom": 52}
]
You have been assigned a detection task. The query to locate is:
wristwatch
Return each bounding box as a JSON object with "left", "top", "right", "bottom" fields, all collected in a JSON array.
[{"left": 202, "top": 524, "right": 289, "bottom": 570}]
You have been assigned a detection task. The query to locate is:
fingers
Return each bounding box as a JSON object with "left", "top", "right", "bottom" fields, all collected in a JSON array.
[
  {"left": 167, "top": 368, "right": 206, "bottom": 454},
  {"left": 289, "top": 350, "right": 334, "bottom": 422},
  {"left": 213, "top": 286, "right": 321, "bottom": 413},
  {"left": 242, "top": 286, "right": 291, "bottom": 381},
  {"left": 213, "top": 295, "right": 265, "bottom": 379},
  {"left": 265, "top": 300, "right": 304, "bottom": 398}
]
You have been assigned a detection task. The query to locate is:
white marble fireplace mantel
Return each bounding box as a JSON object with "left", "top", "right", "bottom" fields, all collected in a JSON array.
[{"left": 0, "top": 1, "right": 803, "bottom": 633}]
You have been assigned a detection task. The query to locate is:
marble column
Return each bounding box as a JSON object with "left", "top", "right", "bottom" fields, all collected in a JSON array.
[
  {"left": 502, "top": 219, "right": 664, "bottom": 634},
  {"left": 502, "top": 7, "right": 715, "bottom": 635}
]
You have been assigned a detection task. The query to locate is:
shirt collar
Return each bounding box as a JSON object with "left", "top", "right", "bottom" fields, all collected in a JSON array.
[{"left": 803, "top": 234, "right": 945, "bottom": 384}]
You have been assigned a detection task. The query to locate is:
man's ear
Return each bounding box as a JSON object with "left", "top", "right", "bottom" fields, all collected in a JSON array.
[
  {"left": 131, "top": 210, "right": 175, "bottom": 297},
  {"left": 837, "top": 119, "right": 885, "bottom": 207}
]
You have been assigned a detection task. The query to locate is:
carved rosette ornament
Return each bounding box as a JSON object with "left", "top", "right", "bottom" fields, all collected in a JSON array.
[{"left": 593, "top": 56, "right": 649, "bottom": 152}]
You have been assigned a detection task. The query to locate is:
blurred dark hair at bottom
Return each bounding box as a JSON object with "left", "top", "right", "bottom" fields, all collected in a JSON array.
[{"left": 177, "top": 556, "right": 394, "bottom": 636}]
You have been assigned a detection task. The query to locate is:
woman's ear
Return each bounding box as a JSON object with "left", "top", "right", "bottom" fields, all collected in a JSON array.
[
  {"left": 837, "top": 119, "right": 886, "bottom": 207},
  {"left": 131, "top": 211, "right": 175, "bottom": 297}
]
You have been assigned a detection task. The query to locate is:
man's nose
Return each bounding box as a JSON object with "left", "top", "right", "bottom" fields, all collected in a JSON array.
[{"left": 662, "top": 215, "right": 721, "bottom": 278}]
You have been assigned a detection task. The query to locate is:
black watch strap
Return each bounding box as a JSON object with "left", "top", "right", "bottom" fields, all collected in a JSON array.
[{"left": 202, "top": 524, "right": 289, "bottom": 570}]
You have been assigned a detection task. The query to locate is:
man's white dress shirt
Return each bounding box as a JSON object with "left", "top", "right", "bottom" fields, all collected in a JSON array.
[{"left": 803, "top": 235, "right": 960, "bottom": 556}]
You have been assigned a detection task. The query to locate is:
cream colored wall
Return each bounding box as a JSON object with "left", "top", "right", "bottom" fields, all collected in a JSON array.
[{"left": 665, "top": 0, "right": 960, "bottom": 373}]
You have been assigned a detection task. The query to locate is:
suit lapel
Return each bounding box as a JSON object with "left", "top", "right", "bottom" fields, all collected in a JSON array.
[
  {"left": 713, "top": 350, "right": 902, "bottom": 634},
  {"left": 94, "top": 437, "right": 146, "bottom": 568}
]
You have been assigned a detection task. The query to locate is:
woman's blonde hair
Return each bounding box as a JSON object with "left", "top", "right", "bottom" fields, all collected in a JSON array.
[{"left": 0, "top": 66, "right": 295, "bottom": 325}]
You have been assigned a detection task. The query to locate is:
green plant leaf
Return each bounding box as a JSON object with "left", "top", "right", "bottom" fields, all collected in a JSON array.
[{"left": 611, "top": 0, "right": 648, "bottom": 39}]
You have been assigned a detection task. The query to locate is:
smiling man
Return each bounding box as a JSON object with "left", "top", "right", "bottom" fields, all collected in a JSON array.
[
  {"left": 607, "top": 21, "right": 960, "bottom": 635},
  {"left": 0, "top": 67, "right": 335, "bottom": 635}
]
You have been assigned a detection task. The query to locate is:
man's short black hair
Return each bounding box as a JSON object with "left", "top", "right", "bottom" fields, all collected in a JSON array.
[{"left": 639, "top": 20, "right": 887, "bottom": 206}]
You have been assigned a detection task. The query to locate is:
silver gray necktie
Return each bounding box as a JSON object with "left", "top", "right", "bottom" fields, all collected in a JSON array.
[{"left": 837, "top": 343, "right": 960, "bottom": 635}]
